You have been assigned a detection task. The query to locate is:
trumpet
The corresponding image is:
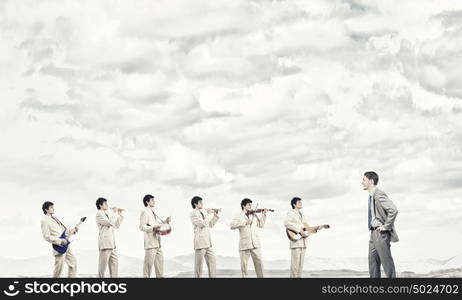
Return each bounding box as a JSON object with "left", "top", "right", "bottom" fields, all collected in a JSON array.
[{"left": 206, "top": 208, "right": 221, "bottom": 214}]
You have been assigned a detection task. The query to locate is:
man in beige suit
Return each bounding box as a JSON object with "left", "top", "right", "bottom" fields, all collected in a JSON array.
[
  {"left": 40, "top": 201, "right": 78, "bottom": 277},
  {"left": 139, "top": 194, "right": 170, "bottom": 278},
  {"left": 96, "top": 197, "right": 124, "bottom": 278},
  {"left": 190, "top": 196, "right": 219, "bottom": 278},
  {"left": 284, "top": 197, "right": 315, "bottom": 278},
  {"left": 230, "top": 198, "right": 267, "bottom": 278}
]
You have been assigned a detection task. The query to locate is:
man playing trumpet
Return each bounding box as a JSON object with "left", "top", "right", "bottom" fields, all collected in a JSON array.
[
  {"left": 190, "top": 196, "right": 219, "bottom": 278},
  {"left": 96, "top": 197, "right": 124, "bottom": 278},
  {"left": 139, "top": 194, "right": 171, "bottom": 278}
]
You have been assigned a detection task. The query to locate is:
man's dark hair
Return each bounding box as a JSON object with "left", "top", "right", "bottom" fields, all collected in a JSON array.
[
  {"left": 42, "top": 201, "right": 54, "bottom": 214},
  {"left": 291, "top": 197, "right": 301, "bottom": 209},
  {"left": 143, "top": 194, "right": 154, "bottom": 207},
  {"left": 240, "top": 198, "right": 252, "bottom": 210},
  {"left": 96, "top": 197, "right": 107, "bottom": 210},
  {"left": 191, "top": 196, "right": 203, "bottom": 208},
  {"left": 364, "top": 171, "right": 379, "bottom": 185}
]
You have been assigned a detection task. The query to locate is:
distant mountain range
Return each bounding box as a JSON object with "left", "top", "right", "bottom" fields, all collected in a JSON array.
[{"left": 0, "top": 251, "right": 460, "bottom": 277}]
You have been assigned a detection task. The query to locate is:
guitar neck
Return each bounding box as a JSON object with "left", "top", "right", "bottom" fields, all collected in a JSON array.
[
  {"left": 307, "top": 224, "right": 329, "bottom": 231},
  {"left": 75, "top": 221, "right": 84, "bottom": 228}
]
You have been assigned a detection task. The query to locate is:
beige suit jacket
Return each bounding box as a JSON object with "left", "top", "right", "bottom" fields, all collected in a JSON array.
[
  {"left": 40, "top": 215, "right": 70, "bottom": 255},
  {"left": 139, "top": 207, "right": 162, "bottom": 249},
  {"left": 230, "top": 211, "right": 266, "bottom": 251},
  {"left": 96, "top": 210, "right": 123, "bottom": 250},
  {"left": 190, "top": 209, "right": 219, "bottom": 250},
  {"left": 284, "top": 209, "right": 310, "bottom": 249}
]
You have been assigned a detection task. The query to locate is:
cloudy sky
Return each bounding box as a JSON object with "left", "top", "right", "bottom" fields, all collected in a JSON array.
[{"left": 1, "top": 0, "right": 462, "bottom": 269}]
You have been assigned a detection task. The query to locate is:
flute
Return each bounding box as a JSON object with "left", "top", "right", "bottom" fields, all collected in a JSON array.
[{"left": 111, "top": 207, "right": 125, "bottom": 212}]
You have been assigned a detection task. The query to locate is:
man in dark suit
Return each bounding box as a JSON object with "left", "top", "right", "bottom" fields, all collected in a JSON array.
[{"left": 362, "top": 171, "right": 398, "bottom": 278}]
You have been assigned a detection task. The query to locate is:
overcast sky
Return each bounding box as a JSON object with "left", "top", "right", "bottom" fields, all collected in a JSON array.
[{"left": 1, "top": 0, "right": 462, "bottom": 266}]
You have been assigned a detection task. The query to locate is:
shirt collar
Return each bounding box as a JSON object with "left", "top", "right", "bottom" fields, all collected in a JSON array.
[
  {"left": 368, "top": 186, "right": 377, "bottom": 196},
  {"left": 46, "top": 214, "right": 56, "bottom": 221}
]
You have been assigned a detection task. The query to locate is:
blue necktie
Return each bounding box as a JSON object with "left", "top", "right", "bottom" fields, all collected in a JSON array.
[{"left": 367, "top": 195, "right": 372, "bottom": 230}]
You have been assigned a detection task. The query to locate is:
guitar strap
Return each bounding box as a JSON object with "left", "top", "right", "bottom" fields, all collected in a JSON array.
[
  {"left": 298, "top": 211, "right": 308, "bottom": 237},
  {"left": 150, "top": 209, "right": 163, "bottom": 247},
  {"left": 151, "top": 209, "right": 163, "bottom": 224},
  {"left": 52, "top": 216, "right": 67, "bottom": 231}
]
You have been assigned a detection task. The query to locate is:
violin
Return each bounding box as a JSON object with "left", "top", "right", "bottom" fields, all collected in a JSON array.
[{"left": 245, "top": 209, "right": 274, "bottom": 216}]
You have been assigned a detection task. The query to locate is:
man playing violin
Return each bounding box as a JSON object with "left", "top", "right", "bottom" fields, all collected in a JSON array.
[
  {"left": 230, "top": 198, "right": 268, "bottom": 278},
  {"left": 139, "top": 194, "right": 170, "bottom": 278},
  {"left": 190, "top": 196, "right": 219, "bottom": 278}
]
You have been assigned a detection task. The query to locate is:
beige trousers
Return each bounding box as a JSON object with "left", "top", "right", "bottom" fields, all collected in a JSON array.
[
  {"left": 290, "top": 247, "right": 306, "bottom": 278},
  {"left": 98, "top": 249, "right": 118, "bottom": 278},
  {"left": 239, "top": 248, "right": 264, "bottom": 278},
  {"left": 143, "top": 248, "right": 164, "bottom": 278},
  {"left": 194, "top": 248, "right": 216, "bottom": 278},
  {"left": 53, "top": 249, "right": 77, "bottom": 278}
]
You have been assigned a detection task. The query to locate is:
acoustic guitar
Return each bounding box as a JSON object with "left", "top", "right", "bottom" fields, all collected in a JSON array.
[
  {"left": 52, "top": 217, "right": 87, "bottom": 254},
  {"left": 286, "top": 223, "right": 330, "bottom": 241}
]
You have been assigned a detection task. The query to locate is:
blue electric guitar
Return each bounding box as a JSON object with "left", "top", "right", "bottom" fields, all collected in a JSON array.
[{"left": 53, "top": 217, "right": 87, "bottom": 254}]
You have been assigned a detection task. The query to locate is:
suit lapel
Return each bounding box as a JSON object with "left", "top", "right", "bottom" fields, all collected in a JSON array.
[
  {"left": 147, "top": 207, "right": 156, "bottom": 224},
  {"left": 372, "top": 188, "right": 378, "bottom": 213}
]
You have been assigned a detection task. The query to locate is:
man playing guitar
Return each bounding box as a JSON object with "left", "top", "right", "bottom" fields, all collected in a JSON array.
[
  {"left": 284, "top": 197, "right": 329, "bottom": 278},
  {"left": 40, "top": 201, "right": 78, "bottom": 277}
]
